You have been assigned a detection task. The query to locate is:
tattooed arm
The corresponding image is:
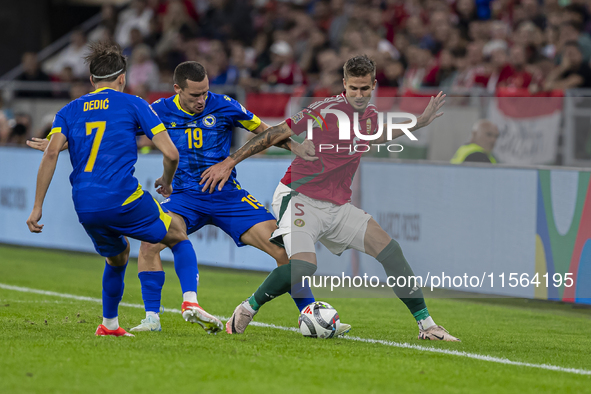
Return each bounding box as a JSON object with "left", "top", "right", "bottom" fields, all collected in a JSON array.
[
  {"left": 250, "top": 121, "right": 316, "bottom": 159},
  {"left": 251, "top": 121, "right": 292, "bottom": 151},
  {"left": 200, "top": 121, "right": 313, "bottom": 193},
  {"left": 233, "top": 121, "right": 293, "bottom": 162}
]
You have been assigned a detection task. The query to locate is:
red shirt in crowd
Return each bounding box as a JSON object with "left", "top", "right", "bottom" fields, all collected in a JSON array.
[{"left": 261, "top": 62, "right": 306, "bottom": 86}]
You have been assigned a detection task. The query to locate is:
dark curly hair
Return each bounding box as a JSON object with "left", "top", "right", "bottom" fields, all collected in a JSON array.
[{"left": 343, "top": 54, "right": 376, "bottom": 80}]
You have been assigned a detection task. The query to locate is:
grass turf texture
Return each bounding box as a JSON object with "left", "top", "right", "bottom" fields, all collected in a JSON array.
[{"left": 1, "top": 245, "right": 590, "bottom": 393}]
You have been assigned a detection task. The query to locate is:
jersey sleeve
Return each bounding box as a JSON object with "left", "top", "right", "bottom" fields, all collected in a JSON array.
[
  {"left": 131, "top": 96, "right": 166, "bottom": 140},
  {"left": 46, "top": 108, "right": 70, "bottom": 141},
  {"left": 224, "top": 95, "right": 261, "bottom": 132},
  {"left": 286, "top": 108, "right": 313, "bottom": 137}
]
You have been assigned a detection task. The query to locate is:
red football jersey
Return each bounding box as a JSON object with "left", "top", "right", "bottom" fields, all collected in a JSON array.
[{"left": 281, "top": 93, "right": 379, "bottom": 205}]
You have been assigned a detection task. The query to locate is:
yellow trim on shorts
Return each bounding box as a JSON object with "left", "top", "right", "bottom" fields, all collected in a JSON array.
[
  {"left": 238, "top": 114, "right": 261, "bottom": 132},
  {"left": 46, "top": 127, "right": 62, "bottom": 140},
  {"left": 122, "top": 184, "right": 144, "bottom": 206},
  {"left": 154, "top": 197, "right": 172, "bottom": 231},
  {"left": 151, "top": 123, "right": 166, "bottom": 136}
]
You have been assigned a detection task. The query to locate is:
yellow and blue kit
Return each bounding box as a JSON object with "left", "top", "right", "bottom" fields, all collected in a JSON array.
[
  {"left": 149, "top": 92, "right": 275, "bottom": 245},
  {"left": 49, "top": 87, "right": 171, "bottom": 256}
]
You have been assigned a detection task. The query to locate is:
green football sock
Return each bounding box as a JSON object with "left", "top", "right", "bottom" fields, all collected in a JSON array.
[
  {"left": 249, "top": 259, "right": 317, "bottom": 311},
  {"left": 376, "top": 239, "right": 428, "bottom": 318},
  {"left": 412, "top": 307, "right": 430, "bottom": 322}
]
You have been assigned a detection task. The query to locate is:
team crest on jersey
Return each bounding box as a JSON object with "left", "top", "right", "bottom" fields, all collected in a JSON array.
[
  {"left": 203, "top": 115, "right": 216, "bottom": 127},
  {"left": 291, "top": 111, "right": 304, "bottom": 124},
  {"left": 170, "top": 122, "right": 176, "bottom": 127},
  {"left": 294, "top": 219, "right": 305, "bottom": 227}
]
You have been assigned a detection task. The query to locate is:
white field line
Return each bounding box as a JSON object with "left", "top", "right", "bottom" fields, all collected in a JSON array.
[{"left": 1, "top": 282, "right": 590, "bottom": 376}]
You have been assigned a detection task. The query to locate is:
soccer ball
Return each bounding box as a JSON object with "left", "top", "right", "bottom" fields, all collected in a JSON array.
[{"left": 298, "top": 301, "right": 340, "bottom": 339}]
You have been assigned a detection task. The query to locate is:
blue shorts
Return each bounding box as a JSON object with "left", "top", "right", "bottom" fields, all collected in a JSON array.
[
  {"left": 161, "top": 188, "right": 275, "bottom": 246},
  {"left": 77, "top": 191, "right": 171, "bottom": 257}
]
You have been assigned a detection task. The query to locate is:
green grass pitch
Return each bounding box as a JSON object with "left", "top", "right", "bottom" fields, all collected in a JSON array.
[{"left": 1, "top": 245, "right": 590, "bottom": 393}]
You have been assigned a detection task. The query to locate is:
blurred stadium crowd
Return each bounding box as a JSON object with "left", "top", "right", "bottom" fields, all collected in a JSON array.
[{"left": 2, "top": 0, "right": 591, "bottom": 148}]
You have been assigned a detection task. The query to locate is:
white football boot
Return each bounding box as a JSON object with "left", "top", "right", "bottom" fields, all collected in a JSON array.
[{"left": 130, "top": 315, "right": 162, "bottom": 332}]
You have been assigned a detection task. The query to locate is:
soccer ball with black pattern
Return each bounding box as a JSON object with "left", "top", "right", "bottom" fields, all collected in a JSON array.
[{"left": 298, "top": 301, "right": 340, "bottom": 339}]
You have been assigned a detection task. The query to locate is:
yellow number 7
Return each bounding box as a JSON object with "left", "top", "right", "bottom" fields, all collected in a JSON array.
[{"left": 84, "top": 121, "right": 106, "bottom": 172}]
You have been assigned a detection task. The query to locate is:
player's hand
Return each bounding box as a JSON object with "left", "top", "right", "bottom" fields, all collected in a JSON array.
[
  {"left": 293, "top": 139, "right": 318, "bottom": 161},
  {"left": 200, "top": 160, "right": 234, "bottom": 193},
  {"left": 26, "top": 207, "right": 44, "bottom": 233},
  {"left": 155, "top": 177, "right": 173, "bottom": 198},
  {"left": 26, "top": 138, "right": 49, "bottom": 152},
  {"left": 417, "top": 91, "right": 446, "bottom": 129}
]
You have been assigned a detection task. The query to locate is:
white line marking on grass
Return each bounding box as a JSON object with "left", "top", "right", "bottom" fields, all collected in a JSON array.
[
  {"left": 0, "top": 283, "right": 184, "bottom": 313},
  {"left": 0, "top": 299, "right": 80, "bottom": 304},
  {"left": 1, "top": 282, "right": 590, "bottom": 376},
  {"left": 340, "top": 336, "right": 591, "bottom": 376}
]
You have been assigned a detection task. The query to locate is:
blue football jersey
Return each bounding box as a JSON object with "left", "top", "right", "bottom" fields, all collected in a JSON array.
[
  {"left": 48, "top": 87, "right": 166, "bottom": 212},
  {"left": 150, "top": 92, "right": 261, "bottom": 193}
]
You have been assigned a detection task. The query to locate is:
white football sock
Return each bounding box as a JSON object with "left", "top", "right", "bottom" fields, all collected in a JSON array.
[
  {"left": 146, "top": 311, "right": 159, "bottom": 320},
  {"left": 183, "top": 291, "right": 198, "bottom": 303},
  {"left": 418, "top": 316, "right": 436, "bottom": 330},
  {"left": 242, "top": 300, "right": 256, "bottom": 315},
  {"left": 103, "top": 316, "right": 119, "bottom": 330}
]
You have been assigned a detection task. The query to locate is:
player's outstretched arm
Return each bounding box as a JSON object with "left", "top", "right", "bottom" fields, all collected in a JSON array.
[
  {"left": 375, "top": 91, "right": 446, "bottom": 144},
  {"left": 26, "top": 137, "right": 69, "bottom": 152},
  {"left": 151, "top": 132, "right": 179, "bottom": 198},
  {"left": 410, "top": 91, "right": 446, "bottom": 131},
  {"left": 26, "top": 133, "right": 67, "bottom": 233},
  {"left": 200, "top": 121, "right": 294, "bottom": 193}
]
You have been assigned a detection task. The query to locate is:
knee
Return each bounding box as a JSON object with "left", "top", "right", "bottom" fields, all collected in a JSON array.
[
  {"left": 140, "top": 241, "right": 165, "bottom": 257},
  {"left": 387, "top": 238, "right": 401, "bottom": 253},
  {"left": 290, "top": 259, "right": 317, "bottom": 284},
  {"left": 164, "top": 217, "right": 188, "bottom": 246},
  {"left": 107, "top": 244, "right": 129, "bottom": 267},
  {"left": 123, "top": 240, "right": 131, "bottom": 257},
  {"left": 273, "top": 249, "right": 290, "bottom": 266},
  {"left": 376, "top": 239, "right": 401, "bottom": 264}
]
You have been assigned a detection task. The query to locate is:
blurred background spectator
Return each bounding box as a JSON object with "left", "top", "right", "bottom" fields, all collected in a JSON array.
[
  {"left": 0, "top": 112, "right": 10, "bottom": 146},
  {"left": 48, "top": 30, "right": 89, "bottom": 79},
  {"left": 12, "top": 0, "right": 591, "bottom": 96},
  {"left": 128, "top": 44, "right": 160, "bottom": 92},
  {"left": 15, "top": 53, "right": 51, "bottom": 98},
  {"left": 451, "top": 119, "right": 499, "bottom": 164},
  {"left": 260, "top": 41, "right": 306, "bottom": 87},
  {"left": 3, "top": 0, "right": 591, "bottom": 164},
  {"left": 7, "top": 113, "right": 33, "bottom": 146},
  {"left": 544, "top": 41, "right": 591, "bottom": 90},
  {"left": 115, "top": 0, "right": 154, "bottom": 48}
]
